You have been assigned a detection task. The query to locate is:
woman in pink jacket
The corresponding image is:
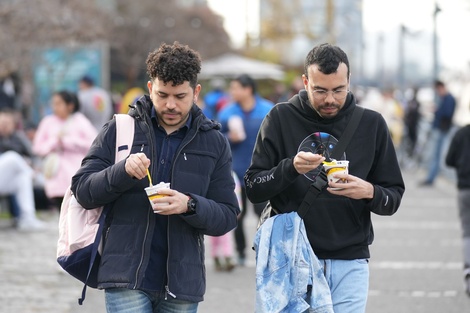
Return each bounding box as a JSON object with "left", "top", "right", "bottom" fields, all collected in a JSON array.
[{"left": 33, "top": 91, "right": 98, "bottom": 208}]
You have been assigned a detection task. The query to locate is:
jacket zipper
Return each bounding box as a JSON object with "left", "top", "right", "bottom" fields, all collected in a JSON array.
[
  {"left": 198, "top": 234, "right": 205, "bottom": 277},
  {"left": 133, "top": 115, "right": 155, "bottom": 289},
  {"left": 164, "top": 216, "right": 176, "bottom": 300},
  {"left": 165, "top": 118, "right": 200, "bottom": 299},
  {"left": 134, "top": 210, "right": 151, "bottom": 289}
]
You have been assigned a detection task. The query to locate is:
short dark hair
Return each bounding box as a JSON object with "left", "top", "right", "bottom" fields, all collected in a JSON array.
[
  {"left": 304, "top": 43, "right": 350, "bottom": 78},
  {"left": 54, "top": 90, "right": 80, "bottom": 113},
  {"left": 233, "top": 74, "right": 257, "bottom": 95},
  {"left": 146, "top": 41, "right": 201, "bottom": 89},
  {"left": 434, "top": 80, "right": 445, "bottom": 88},
  {"left": 80, "top": 75, "right": 95, "bottom": 86}
]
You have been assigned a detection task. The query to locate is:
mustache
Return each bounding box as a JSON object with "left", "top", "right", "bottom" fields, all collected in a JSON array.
[
  {"left": 318, "top": 103, "right": 341, "bottom": 109},
  {"left": 162, "top": 110, "right": 181, "bottom": 114}
]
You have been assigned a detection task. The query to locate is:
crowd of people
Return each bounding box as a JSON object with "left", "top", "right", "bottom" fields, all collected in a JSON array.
[
  {"left": 1, "top": 39, "right": 469, "bottom": 312},
  {"left": 0, "top": 75, "right": 112, "bottom": 232}
]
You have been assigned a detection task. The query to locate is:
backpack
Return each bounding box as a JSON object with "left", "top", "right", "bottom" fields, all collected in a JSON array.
[{"left": 56, "top": 114, "right": 135, "bottom": 304}]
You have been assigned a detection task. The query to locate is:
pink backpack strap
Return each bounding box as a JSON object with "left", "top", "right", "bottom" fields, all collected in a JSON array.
[{"left": 114, "top": 114, "right": 135, "bottom": 163}]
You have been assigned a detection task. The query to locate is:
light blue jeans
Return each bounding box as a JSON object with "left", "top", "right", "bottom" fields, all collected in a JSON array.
[
  {"left": 313, "top": 259, "right": 369, "bottom": 313},
  {"left": 105, "top": 288, "right": 198, "bottom": 313},
  {"left": 425, "top": 129, "right": 448, "bottom": 183}
]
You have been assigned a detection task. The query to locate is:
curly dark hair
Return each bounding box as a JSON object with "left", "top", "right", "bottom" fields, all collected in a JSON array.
[
  {"left": 146, "top": 41, "right": 201, "bottom": 89},
  {"left": 304, "top": 43, "right": 350, "bottom": 78}
]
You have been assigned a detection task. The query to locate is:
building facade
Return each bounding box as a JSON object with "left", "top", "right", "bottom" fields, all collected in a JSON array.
[{"left": 259, "top": 0, "right": 363, "bottom": 82}]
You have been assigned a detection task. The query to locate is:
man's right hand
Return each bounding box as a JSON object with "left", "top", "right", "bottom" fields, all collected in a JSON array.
[
  {"left": 293, "top": 151, "right": 325, "bottom": 175},
  {"left": 125, "top": 152, "right": 151, "bottom": 179},
  {"left": 228, "top": 130, "right": 245, "bottom": 143}
]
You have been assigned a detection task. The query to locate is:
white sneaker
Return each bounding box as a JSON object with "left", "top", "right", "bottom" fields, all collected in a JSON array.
[{"left": 17, "top": 218, "right": 47, "bottom": 232}]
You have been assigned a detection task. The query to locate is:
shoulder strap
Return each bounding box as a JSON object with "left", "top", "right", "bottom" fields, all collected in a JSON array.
[
  {"left": 330, "top": 106, "right": 364, "bottom": 160},
  {"left": 79, "top": 114, "right": 135, "bottom": 305},
  {"left": 114, "top": 114, "right": 135, "bottom": 163},
  {"left": 297, "top": 106, "right": 364, "bottom": 219}
]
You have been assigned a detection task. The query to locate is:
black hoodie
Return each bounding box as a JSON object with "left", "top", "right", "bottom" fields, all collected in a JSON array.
[
  {"left": 245, "top": 90, "right": 405, "bottom": 259},
  {"left": 446, "top": 125, "right": 470, "bottom": 189}
]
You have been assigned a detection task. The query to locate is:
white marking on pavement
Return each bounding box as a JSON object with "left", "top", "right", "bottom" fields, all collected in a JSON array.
[
  {"left": 443, "top": 290, "right": 458, "bottom": 297},
  {"left": 370, "top": 261, "right": 462, "bottom": 270},
  {"left": 369, "top": 289, "right": 459, "bottom": 298},
  {"left": 411, "top": 290, "right": 426, "bottom": 297}
]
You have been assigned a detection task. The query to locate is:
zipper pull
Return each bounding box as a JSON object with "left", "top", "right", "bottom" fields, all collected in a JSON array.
[
  {"left": 140, "top": 144, "right": 144, "bottom": 152},
  {"left": 184, "top": 153, "right": 187, "bottom": 160},
  {"left": 165, "top": 285, "right": 176, "bottom": 299}
]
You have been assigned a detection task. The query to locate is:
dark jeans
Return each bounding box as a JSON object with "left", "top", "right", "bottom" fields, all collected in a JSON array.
[
  {"left": 8, "top": 195, "right": 20, "bottom": 218},
  {"left": 234, "top": 186, "right": 267, "bottom": 259}
]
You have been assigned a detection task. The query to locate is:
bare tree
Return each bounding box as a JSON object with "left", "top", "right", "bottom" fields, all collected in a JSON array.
[
  {"left": 0, "top": 0, "right": 111, "bottom": 73},
  {"left": 110, "top": 0, "right": 232, "bottom": 88},
  {"left": 0, "top": 0, "right": 232, "bottom": 90}
]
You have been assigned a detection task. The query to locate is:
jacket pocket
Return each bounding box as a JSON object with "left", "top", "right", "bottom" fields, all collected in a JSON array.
[
  {"left": 177, "top": 150, "right": 217, "bottom": 194},
  {"left": 130, "top": 140, "right": 148, "bottom": 154}
]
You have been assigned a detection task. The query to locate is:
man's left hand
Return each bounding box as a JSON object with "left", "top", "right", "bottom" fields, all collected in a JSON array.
[
  {"left": 149, "top": 188, "right": 190, "bottom": 215},
  {"left": 327, "top": 173, "right": 374, "bottom": 200}
]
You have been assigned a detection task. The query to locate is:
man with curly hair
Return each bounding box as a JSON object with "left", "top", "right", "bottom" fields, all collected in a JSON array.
[{"left": 72, "top": 42, "right": 240, "bottom": 313}]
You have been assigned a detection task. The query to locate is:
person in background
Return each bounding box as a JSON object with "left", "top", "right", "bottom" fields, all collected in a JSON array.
[
  {"left": 380, "top": 89, "right": 405, "bottom": 147},
  {"left": 421, "top": 80, "right": 456, "bottom": 186},
  {"left": 0, "top": 108, "right": 33, "bottom": 158},
  {"left": 202, "top": 77, "right": 229, "bottom": 120},
  {"left": 217, "top": 74, "right": 273, "bottom": 266},
  {"left": 404, "top": 87, "right": 421, "bottom": 158},
  {"left": 245, "top": 43, "right": 404, "bottom": 312},
  {"left": 72, "top": 42, "right": 239, "bottom": 313},
  {"left": 0, "top": 109, "right": 45, "bottom": 231},
  {"left": 32, "top": 91, "right": 97, "bottom": 209},
  {"left": 0, "top": 108, "right": 32, "bottom": 221},
  {"left": 0, "top": 69, "right": 17, "bottom": 111},
  {"left": 208, "top": 172, "right": 241, "bottom": 272},
  {"left": 119, "top": 87, "right": 145, "bottom": 114},
  {"left": 0, "top": 151, "right": 46, "bottom": 231},
  {"left": 268, "top": 82, "right": 289, "bottom": 104},
  {"left": 446, "top": 118, "right": 470, "bottom": 297},
  {"left": 77, "top": 75, "right": 113, "bottom": 131}
]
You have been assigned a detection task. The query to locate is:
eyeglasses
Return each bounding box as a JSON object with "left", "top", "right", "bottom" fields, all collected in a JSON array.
[{"left": 311, "top": 89, "right": 349, "bottom": 101}]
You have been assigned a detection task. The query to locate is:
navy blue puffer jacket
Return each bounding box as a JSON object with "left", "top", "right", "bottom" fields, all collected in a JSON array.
[{"left": 71, "top": 96, "right": 240, "bottom": 302}]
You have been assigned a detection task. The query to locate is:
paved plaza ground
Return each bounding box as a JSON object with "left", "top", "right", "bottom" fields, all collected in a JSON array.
[{"left": 1, "top": 170, "right": 470, "bottom": 312}]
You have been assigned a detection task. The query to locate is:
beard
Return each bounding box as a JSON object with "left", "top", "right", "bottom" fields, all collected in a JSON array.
[
  {"left": 157, "top": 109, "right": 190, "bottom": 128},
  {"left": 307, "top": 94, "right": 341, "bottom": 119}
]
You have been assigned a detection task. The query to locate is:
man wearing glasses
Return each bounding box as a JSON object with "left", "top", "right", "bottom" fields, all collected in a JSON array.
[{"left": 245, "top": 43, "right": 405, "bottom": 313}]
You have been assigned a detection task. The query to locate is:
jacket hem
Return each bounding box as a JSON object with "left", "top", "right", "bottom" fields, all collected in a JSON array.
[{"left": 97, "top": 283, "right": 204, "bottom": 302}]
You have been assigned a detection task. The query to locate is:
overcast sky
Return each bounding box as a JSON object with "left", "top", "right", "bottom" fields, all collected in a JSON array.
[{"left": 207, "top": 0, "right": 470, "bottom": 74}]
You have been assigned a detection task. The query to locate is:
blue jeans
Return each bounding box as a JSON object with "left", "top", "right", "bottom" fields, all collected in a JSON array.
[
  {"left": 317, "top": 259, "right": 369, "bottom": 313},
  {"left": 105, "top": 288, "right": 198, "bottom": 313},
  {"left": 426, "top": 129, "right": 448, "bottom": 183}
]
